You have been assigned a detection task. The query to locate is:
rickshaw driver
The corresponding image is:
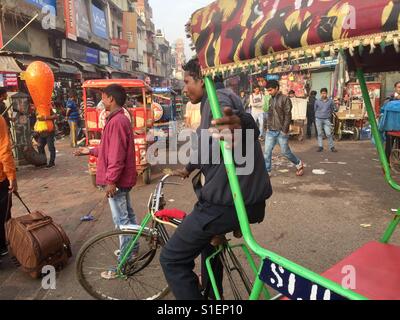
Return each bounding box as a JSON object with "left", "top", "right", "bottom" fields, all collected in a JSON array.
[{"left": 159, "top": 58, "right": 273, "bottom": 300}]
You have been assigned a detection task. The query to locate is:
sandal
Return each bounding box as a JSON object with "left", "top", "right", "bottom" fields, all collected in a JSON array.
[{"left": 296, "top": 161, "right": 305, "bottom": 177}]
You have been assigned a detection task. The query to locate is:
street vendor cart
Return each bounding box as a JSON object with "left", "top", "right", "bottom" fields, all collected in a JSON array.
[
  {"left": 333, "top": 104, "right": 366, "bottom": 141},
  {"left": 187, "top": 0, "right": 400, "bottom": 300},
  {"left": 82, "top": 79, "right": 154, "bottom": 185}
]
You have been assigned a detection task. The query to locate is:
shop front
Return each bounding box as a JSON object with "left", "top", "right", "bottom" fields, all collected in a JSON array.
[{"left": 0, "top": 56, "right": 23, "bottom": 92}]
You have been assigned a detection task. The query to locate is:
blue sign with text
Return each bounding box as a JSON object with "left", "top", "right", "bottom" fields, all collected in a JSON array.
[
  {"left": 91, "top": 5, "right": 108, "bottom": 39},
  {"left": 86, "top": 48, "right": 99, "bottom": 64},
  {"left": 25, "top": 0, "right": 56, "bottom": 14}
]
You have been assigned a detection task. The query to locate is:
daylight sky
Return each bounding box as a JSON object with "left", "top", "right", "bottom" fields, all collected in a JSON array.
[{"left": 148, "top": 0, "right": 215, "bottom": 58}]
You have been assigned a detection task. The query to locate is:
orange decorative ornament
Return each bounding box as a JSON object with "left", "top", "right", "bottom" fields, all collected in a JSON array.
[{"left": 24, "top": 61, "right": 55, "bottom": 133}]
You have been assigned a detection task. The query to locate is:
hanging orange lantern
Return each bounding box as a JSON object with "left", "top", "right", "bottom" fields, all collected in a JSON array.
[{"left": 24, "top": 61, "right": 55, "bottom": 133}]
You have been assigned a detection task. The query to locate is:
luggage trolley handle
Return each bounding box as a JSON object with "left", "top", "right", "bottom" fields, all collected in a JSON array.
[{"left": 7, "top": 192, "right": 32, "bottom": 215}]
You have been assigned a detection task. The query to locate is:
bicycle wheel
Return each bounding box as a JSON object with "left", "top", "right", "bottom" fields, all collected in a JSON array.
[
  {"left": 76, "top": 229, "right": 169, "bottom": 300},
  {"left": 390, "top": 148, "right": 400, "bottom": 174}
]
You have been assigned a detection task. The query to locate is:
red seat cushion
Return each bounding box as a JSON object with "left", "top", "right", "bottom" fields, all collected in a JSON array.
[
  {"left": 388, "top": 131, "right": 400, "bottom": 137},
  {"left": 155, "top": 209, "right": 187, "bottom": 222},
  {"left": 322, "top": 241, "right": 400, "bottom": 300}
]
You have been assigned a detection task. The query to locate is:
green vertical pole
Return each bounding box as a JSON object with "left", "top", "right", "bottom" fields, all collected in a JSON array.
[
  {"left": 380, "top": 209, "right": 400, "bottom": 244},
  {"left": 356, "top": 69, "right": 400, "bottom": 191}
]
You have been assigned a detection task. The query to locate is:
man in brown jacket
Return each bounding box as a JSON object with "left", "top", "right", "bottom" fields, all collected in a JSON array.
[
  {"left": 0, "top": 115, "right": 18, "bottom": 257},
  {"left": 264, "top": 80, "right": 304, "bottom": 176}
]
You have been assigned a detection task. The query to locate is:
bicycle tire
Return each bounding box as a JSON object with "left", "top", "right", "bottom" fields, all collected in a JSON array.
[{"left": 76, "top": 229, "right": 169, "bottom": 300}]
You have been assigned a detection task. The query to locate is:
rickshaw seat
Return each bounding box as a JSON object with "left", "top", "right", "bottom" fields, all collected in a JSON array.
[
  {"left": 388, "top": 131, "right": 400, "bottom": 138},
  {"left": 321, "top": 241, "right": 400, "bottom": 300},
  {"left": 279, "top": 241, "right": 400, "bottom": 300}
]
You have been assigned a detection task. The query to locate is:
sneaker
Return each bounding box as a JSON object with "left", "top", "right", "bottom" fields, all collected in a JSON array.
[
  {"left": 0, "top": 247, "right": 8, "bottom": 257},
  {"left": 45, "top": 163, "right": 55, "bottom": 169},
  {"left": 330, "top": 147, "right": 338, "bottom": 153},
  {"left": 296, "top": 161, "right": 305, "bottom": 177},
  {"left": 317, "top": 147, "right": 323, "bottom": 152}
]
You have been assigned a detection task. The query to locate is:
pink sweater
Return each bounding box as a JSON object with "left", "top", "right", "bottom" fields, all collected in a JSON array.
[{"left": 90, "top": 108, "right": 137, "bottom": 188}]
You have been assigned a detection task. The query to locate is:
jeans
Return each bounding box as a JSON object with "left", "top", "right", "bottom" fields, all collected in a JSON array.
[
  {"left": 307, "top": 116, "right": 316, "bottom": 138},
  {"left": 316, "top": 118, "right": 335, "bottom": 150},
  {"left": 252, "top": 111, "right": 265, "bottom": 138},
  {"left": 0, "top": 180, "right": 11, "bottom": 250},
  {"left": 264, "top": 130, "right": 301, "bottom": 172},
  {"left": 108, "top": 190, "right": 139, "bottom": 260},
  {"left": 68, "top": 120, "right": 78, "bottom": 147},
  {"left": 38, "top": 132, "right": 56, "bottom": 165}
]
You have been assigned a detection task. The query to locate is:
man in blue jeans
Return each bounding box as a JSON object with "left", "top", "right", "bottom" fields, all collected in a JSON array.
[
  {"left": 74, "top": 84, "right": 138, "bottom": 280},
  {"left": 264, "top": 80, "right": 304, "bottom": 176},
  {"left": 314, "top": 88, "right": 338, "bottom": 153}
]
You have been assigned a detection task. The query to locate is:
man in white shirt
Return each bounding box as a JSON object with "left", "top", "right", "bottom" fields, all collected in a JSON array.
[{"left": 249, "top": 86, "right": 265, "bottom": 140}]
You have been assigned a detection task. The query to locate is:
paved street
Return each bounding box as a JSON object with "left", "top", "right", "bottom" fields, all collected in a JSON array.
[{"left": 0, "top": 135, "right": 398, "bottom": 300}]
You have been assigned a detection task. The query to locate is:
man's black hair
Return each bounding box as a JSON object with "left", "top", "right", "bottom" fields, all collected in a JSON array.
[
  {"left": 320, "top": 88, "right": 328, "bottom": 93},
  {"left": 0, "top": 88, "right": 7, "bottom": 96},
  {"left": 102, "top": 84, "right": 127, "bottom": 107},
  {"left": 310, "top": 90, "right": 317, "bottom": 96},
  {"left": 182, "top": 58, "right": 203, "bottom": 81},
  {"left": 266, "top": 80, "right": 279, "bottom": 89},
  {"left": 288, "top": 90, "right": 295, "bottom": 95},
  {"left": 394, "top": 81, "right": 400, "bottom": 87}
]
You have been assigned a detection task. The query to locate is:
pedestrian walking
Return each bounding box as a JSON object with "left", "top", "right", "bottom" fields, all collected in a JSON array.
[
  {"left": 249, "top": 86, "right": 265, "bottom": 140},
  {"left": 314, "top": 88, "right": 338, "bottom": 152},
  {"left": 307, "top": 91, "right": 317, "bottom": 139},
  {"left": 36, "top": 108, "right": 58, "bottom": 168},
  {"left": 66, "top": 91, "right": 80, "bottom": 148},
  {"left": 264, "top": 80, "right": 305, "bottom": 176},
  {"left": 239, "top": 90, "right": 250, "bottom": 113}
]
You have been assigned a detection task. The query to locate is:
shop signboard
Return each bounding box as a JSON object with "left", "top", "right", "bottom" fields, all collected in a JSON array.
[
  {"left": 109, "top": 53, "right": 121, "bottom": 69},
  {"left": 63, "top": 0, "right": 77, "bottom": 41},
  {"left": 99, "top": 51, "right": 109, "bottom": 65},
  {"left": 25, "top": 0, "right": 56, "bottom": 14},
  {"left": 75, "top": 0, "right": 91, "bottom": 40},
  {"left": 86, "top": 48, "right": 99, "bottom": 64},
  {"left": 109, "top": 45, "right": 120, "bottom": 69},
  {"left": 266, "top": 74, "right": 280, "bottom": 81},
  {"left": 123, "top": 12, "right": 137, "bottom": 49},
  {"left": 65, "top": 40, "right": 99, "bottom": 64},
  {"left": 5, "top": 73, "right": 18, "bottom": 87},
  {"left": 91, "top": 4, "right": 108, "bottom": 39},
  {"left": 65, "top": 40, "right": 86, "bottom": 62},
  {"left": 111, "top": 39, "right": 128, "bottom": 55}
]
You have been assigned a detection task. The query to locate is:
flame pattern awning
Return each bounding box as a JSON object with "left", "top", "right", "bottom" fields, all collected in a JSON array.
[{"left": 187, "top": 0, "right": 400, "bottom": 75}]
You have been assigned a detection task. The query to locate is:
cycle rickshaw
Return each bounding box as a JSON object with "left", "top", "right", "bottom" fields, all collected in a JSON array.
[{"left": 76, "top": 1, "right": 400, "bottom": 300}]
